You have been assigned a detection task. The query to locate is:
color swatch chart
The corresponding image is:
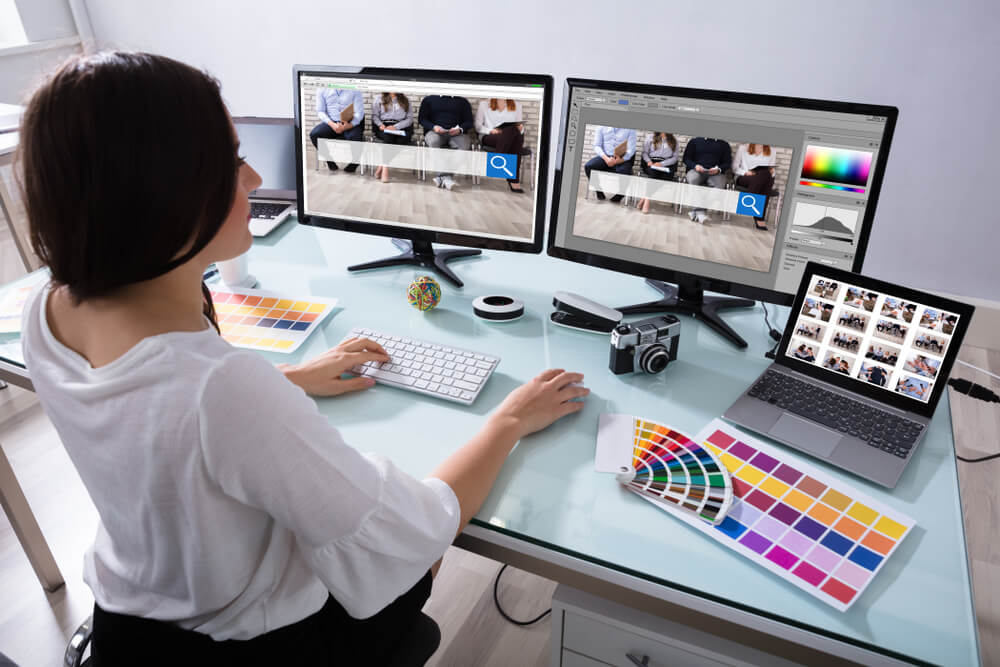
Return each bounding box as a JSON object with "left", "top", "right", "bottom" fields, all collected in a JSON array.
[
  {"left": 596, "top": 414, "right": 732, "bottom": 525},
  {"left": 0, "top": 284, "right": 33, "bottom": 333},
  {"left": 209, "top": 287, "right": 337, "bottom": 354},
  {"left": 694, "top": 419, "right": 914, "bottom": 611}
]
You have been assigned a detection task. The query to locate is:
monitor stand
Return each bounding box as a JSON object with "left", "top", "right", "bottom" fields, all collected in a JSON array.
[
  {"left": 347, "top": 239, "right": 481, "bottom": 288},
  {"left": 616, "top": 278, "right": 755, "bottom": 349}
]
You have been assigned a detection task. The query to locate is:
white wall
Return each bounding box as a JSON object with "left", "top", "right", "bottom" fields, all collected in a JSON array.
[{"left": 82, "top": 0, "right": 1000, "bottom": 301}]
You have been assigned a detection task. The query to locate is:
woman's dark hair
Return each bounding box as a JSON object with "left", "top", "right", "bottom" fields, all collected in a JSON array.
[
  {"left": 380, "top": 92, "right": 409, "bottom": 113},
  {"left": 17, "top": 51, "right": 239, "bottom": 328}
]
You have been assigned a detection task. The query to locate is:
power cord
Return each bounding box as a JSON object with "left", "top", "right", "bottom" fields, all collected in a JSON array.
[
  {"left": 492, "top": 564, "right": 551, "bottom": 626},
  {"left": 948, "top": 374, "right": 1000, "bottom": 462},
  {"left": 760, "top": 302, "right": 782, "bottom": 359}
]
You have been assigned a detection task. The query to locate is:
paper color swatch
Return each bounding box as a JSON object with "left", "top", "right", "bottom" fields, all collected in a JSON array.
[
  {"left": 687, "top": 419, "right": 914, "bottom": 611},
  {"left": 209, "top": 287, "right": 336, "bottom": 354},
  {"left": 596, "top": 414, "right": 733, "bottom": 525}
]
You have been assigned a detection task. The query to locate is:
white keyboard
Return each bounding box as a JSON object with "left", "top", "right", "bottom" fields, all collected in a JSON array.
[{"left": 346, "top": 327, "right": 500, "bottom": 405}]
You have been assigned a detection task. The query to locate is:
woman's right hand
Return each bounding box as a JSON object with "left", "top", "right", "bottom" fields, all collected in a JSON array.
[
  {"left": 489, "top": 369, "right": 588, "bottom": 440},
  {"left": 491, "top": 128, "right": 501, "bottom": 135}
]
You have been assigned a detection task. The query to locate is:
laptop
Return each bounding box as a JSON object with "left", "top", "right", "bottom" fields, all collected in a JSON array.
[
  {"left": 724, "top": 261, "right": 974, "bottom": 488},
  {"left": 233, "top": 117, "right": 296, "bottom": 236}
]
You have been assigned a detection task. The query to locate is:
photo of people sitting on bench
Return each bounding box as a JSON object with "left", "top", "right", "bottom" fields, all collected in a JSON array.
[
  {"left": 843, "top": 286, "right": 877, "bottom": 312},
  {"left": 811, "top": 277, "right": 840, "bottom": 300},
  {"left": 914, "top": 332, "right": 948, "bottom": 356},
  {"left": 904, "top": 354, "right": 941, "bottom": 379},
  {"left": 896, "top": 376, "right": 931, "bottom": 401},
  {"left": 572, "top": 125, "right": 794, "bottom": 273},
  {"left": 302, "top": 76, "right": 542, "bottom": 241},
  {"left": 919, "top": 307, "right": 959, "bottom": 334},
  {"left": 822, "top": 351, "right": 855, "bottom": 375},
  {"left": 802, "top": 297, "right": 834, "bottom": 322},
  {"left": 859, "top": 361, "right": 890, "bottom": 387},
  {"left": 881, "top": 296, "right": 904, "bottom": 320},
  {"left": 838, "top": 310, "right": 869, "bottom": 332},
  {"left": 792, "top": 342, "right": 817, "bottom": 362},
  {"left": 830, "top": 330, "right": 861, "bottom": 352},
  {"left": 874, "top": 318, "right": 908, "bottom": 344},
  {"left": 865, "top": 343, "right": 900, "bottom": 366},
  {"left": 794, "top": 318, "right": 826, "bottom": 341}
]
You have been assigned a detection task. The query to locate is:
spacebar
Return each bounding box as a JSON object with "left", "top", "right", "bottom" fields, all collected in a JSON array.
[{"left": 366, "top": 368, "right": 416, "bottom": 386}]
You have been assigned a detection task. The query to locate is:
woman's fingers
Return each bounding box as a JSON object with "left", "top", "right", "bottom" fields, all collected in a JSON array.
[
  {"left": 338, "top": 337, "right": 389, "bottom": 357},
  {"left": 535, "top": 368, "right": 564, "bottom": 383},
  {"left": 549, "top": 371, "right": 584, "bottom": 389},
  {"left": 344, "top": 350, "right": 392, "bottom": 367}
]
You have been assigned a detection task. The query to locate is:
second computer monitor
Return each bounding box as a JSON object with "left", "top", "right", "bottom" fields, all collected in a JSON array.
[
  {"left": 294, "top": 66, "right": 552, "bottom": 287},
  {"left": 547, "top": 78, "right": 897, "bottom": 345}
]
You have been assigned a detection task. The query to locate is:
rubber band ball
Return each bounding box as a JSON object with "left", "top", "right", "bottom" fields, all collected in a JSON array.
[{"left": 407, "top": 276, "right": 442, "bottom": 311}]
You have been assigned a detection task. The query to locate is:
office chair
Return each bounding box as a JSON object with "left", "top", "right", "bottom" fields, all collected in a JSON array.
[{"left": 64, "top": 611, "right": 441, "bottom": 666}]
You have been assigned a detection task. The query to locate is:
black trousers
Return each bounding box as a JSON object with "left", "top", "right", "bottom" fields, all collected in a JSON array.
[
  {"left": 91, "top": 571, "right": 433, "bottom": 666},
  {"left": 373, "top": 125, "right": 413, "bottom": 144},
  {"left": 481, "top": 126, "right": 524, "bottom": 183},
  {"left": 309, "top": 122, "right": 364, "bottom": 170}
]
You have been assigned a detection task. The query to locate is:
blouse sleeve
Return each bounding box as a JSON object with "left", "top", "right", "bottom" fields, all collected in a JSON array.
[
  {"left": 197, "top": 351, "right": 460, "bottom": 619},
  {"left": 475, "top": 100, "right": 489, "bottom": 135}
]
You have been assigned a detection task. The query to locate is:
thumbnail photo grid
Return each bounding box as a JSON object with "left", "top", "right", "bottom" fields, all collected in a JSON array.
[{"left": 787, "top": 276, "right": 959, "bottom": 403}]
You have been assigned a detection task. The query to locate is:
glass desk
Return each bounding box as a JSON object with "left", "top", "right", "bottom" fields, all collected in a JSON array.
[{"left": 0, "top": 221, "right": 980, "bottom": 665}]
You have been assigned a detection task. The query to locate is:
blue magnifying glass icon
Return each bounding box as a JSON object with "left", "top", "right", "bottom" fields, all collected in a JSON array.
[
  {"left": 741, "top": 193, "right": 763, "bottom": 216},
  {"left": 490, "top": 154, "right": 515, "bottom": 178}
]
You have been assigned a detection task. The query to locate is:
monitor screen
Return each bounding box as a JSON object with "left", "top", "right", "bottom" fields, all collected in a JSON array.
[
  {"left": 788, "top": 274, "right": 961, "bottom": 404},
  {"left": 547, "top": 79, "right": 897, "bottom": 305},
  {"left": 233, "top": 117, "right": 296, "bottom": 199},
  {"left": 294, "top": 67, "right": 550, "bottom": 254}
]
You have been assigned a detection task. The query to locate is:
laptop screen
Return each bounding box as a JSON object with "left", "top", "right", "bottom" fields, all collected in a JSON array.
[
  {"left": 233, "top": 117, "right": 296, "bottom": 199},
  {"left": 784, "top": 271, "right": 965, "bottom": 406}
]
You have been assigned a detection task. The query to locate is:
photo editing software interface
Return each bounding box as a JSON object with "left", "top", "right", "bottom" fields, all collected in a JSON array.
[
  {"left": 789, "top": 275, "right": 960, "bottom": 404},
  {"left": 552, "top": 86, "right": 891, "bottom": 295},
  {"left": 299, "top": 73, "right": 545, "bottom": 243}
]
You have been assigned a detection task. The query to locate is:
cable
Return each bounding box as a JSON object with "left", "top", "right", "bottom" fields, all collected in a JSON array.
[
  {"left": 947, "top": 377, "right": 1000, "bottom": 404},
  {"left": 492, "top": 564, "right": 551, "bottom": 626},
  {"left": 956, "top": 452, "right": 1000, "bottom": 463},
  {"left": 760, "top": 302, "right": 781, "bottom": 359},
  {"left": 955, "top": 359, "right": 1000, "bottom": 382}
]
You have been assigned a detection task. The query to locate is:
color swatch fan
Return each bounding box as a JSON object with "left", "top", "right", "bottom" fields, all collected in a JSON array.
[{"left": 596, "top": 414, "right": 733, "bottom": 525}]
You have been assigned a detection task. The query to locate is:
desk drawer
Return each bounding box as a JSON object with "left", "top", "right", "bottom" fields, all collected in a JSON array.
[
  {"left": 563, "top": 610, "right": 729, "bottom": 667},
  {"left": 561, "top": 649, "right": 610, "bottom": 667}
]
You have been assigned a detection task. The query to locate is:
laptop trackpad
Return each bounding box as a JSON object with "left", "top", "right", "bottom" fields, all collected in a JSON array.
[{"left": 768, "top": 414, "right": 842, "bottom": 458}]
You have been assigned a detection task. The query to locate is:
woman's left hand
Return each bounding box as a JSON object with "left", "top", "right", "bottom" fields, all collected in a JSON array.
[{"left": 278, "top": 337, "right": 391, "bottom": 397}]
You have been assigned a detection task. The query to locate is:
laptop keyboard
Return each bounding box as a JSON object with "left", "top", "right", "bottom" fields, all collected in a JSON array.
[
  {"left": 250, "top": 202, "right": 289, "bottom": 219},
  {"left": 748, "top": 370, "right": 924, "bottom": 459}
]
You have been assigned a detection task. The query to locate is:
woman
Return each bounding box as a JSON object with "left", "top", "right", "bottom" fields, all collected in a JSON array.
[
  {"left": 371, "top": 92, "right": 413, "bottom": 183},
  {"left": 636, "top": 132, "right": 678, "bottom": 214},
  {"left": 475, "top": 98, "right": 524, "bottom": 192},
  {"left": 732, "top": 143, "right": 777, "bottom": 230},
  {"left": 17, "top": 52, "right": 587, "bottom": 665}
]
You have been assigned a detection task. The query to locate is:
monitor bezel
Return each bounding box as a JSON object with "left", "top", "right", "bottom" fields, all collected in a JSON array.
[
  {"left": 546, "top": 77, "right": 899, "bottom": 305},
  {"left": 775, "top": 261, "right": 974, "bottom": 418},
  {"left": 293, "top": 65, "right": 552, "bottom": 254}
]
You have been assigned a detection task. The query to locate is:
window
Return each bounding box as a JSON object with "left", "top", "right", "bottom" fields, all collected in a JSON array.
[{"left": 0, "top": 0, "right": 28, "bottom": 47}]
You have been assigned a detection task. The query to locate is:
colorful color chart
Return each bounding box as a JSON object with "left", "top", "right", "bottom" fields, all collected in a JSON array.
[
  {"left": 209, "top": 287, "right": 337, "bottom": 354},
  {"left": 596, "top": 415, "right": 733, "bottom": 525},
  {"left": 800, "top": 145, "right": 873, "bottom": 188},
  {"left": 691, "top": 419, "right": 914, "bottom": 611}
]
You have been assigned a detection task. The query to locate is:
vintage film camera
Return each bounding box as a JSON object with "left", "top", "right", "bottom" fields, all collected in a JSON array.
[{"left": 609, "top": 315, "right": 681, "bottom": 375}]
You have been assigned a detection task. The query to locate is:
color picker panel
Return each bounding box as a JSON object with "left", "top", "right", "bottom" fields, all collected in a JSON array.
[
  {"left": 800, "top": 145, "right": 873, "bottom": 188},
  {"left": 697, "top": 419, "right": 914, "bottom": 611},
  {"left": 210, "top": 287, "right": 336, "bottom": 354}
]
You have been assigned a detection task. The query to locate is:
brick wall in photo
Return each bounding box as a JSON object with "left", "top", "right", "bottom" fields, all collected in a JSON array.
[{"left": 301, "top": 80, "right": 541, "bottom": 169}]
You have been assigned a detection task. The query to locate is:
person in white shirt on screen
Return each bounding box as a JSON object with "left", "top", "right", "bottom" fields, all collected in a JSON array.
[
  {"left": 17, "top": 51, "right": 589, "bottom": 665},
  {"left": 732, "top": 143, "right": 776, "bottom": 230},
  {"left": 475, "top": 98, "right": 525, "bottom": 193},
  {"left": 584, "top": 126, "right": 637, "bottom": 202}
]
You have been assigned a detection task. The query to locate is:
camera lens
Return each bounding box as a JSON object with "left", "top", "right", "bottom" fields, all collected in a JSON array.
[{"left": 639, "top": 344, "right": 669, "bottom": 374}]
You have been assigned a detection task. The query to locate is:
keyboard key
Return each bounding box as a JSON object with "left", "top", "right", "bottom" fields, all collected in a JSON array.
[{"left": 454, "top": 380, "right": 479, "bottom": 391}]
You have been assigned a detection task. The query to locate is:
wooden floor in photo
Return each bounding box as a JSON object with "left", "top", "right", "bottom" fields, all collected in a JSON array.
[
  {"left": 572, "top": 196, "right": 778, "bottom": 273},
  {"left": 305, "top": 168, "right": 534, "bottom": 240}
]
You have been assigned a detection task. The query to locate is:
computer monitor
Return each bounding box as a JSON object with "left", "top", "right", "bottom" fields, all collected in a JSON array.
[
  {"left": 547, "top": 78, "right": 897, "bottom": 347},
  {"left": 293, "top": 66, "right": 552, "bottom": 287},
  {"left": 233, "top": 117, "right": 296, "bottom": 199}
]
